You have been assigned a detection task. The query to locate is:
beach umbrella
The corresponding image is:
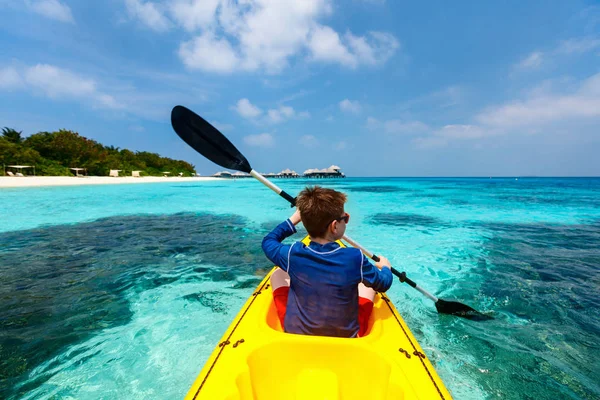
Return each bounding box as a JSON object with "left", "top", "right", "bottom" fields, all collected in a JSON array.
[
  {"left": 171, "top": 105, "right": 492, "bottom": 320},
  {"left": 7, "top": 165, "right": 35, "bottom": 176}
]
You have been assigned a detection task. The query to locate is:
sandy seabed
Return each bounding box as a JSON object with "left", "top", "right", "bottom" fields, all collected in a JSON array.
[{"left": 0, "top": 176, "right": 224, "bottom": 188}]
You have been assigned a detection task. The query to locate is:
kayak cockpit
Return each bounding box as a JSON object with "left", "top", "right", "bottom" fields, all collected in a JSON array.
[
  {"left": 232, "top": 340, "right": 401, "bottom": 400},
  {"left": 185, "top": 268, "right": 452, "bottom": 400}
]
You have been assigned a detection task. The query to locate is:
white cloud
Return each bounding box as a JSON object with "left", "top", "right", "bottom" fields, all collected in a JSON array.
[
  {"left": 308, "top": 28, "right": 399, "bottom": 68},
  {"left": 395, "top": 85, "right": 466, "bottom": 112},
  {"left": 0, "top": 67, "right": 23, "bottom": 88},
  {"left": 267, "top": 106, "right": 293, "bottom": 123},
  {"left": 411, "top": 125, "right": 487, "bottom": 148},
  {"left": 232, "top": 99, "right": 308, "bottom": 123},
  {"left": 412, "top": 72, "right": 600, "bottom": 148},
  {"left": 476, "top": 72, "right": 600, "bottom": 128},
  {"left": 125, "top": 0, "right": 171, "bottom": 32},
  {"left": 169, "top": 0, "right": 220, "bottom": 32},
  {"left": 266, "top": 105, "right": 309, "bottom": 123},
  {"left": 95, "top": 93, "right": 120, "bottom": 109},
  {"left": 366, "top": 116, "right": 379, "bottom": 129},
  {"left": 224, "top": 0, "right": 333, "bottom": 73},
  {"left": 211, "top": 121, "right": 233, "bottom": 132},
  {"left": 556, "top": 37, "right": 600, "bottom": 54},
  {"left": 1, "top": 63, "right": 121, "bottom": 109},
  {"left": 174, "top": 0, "right": 334, "bottom": 74},
  {"left": 133, "top": 0, "right": 399, "bottom": 73},
  {"left": 384, "top": 120, "right": 429, "bottom": 134},
  {"left": 517, "top": 51, "right": 543, "bottom": 70},
  {"left": 299, "top": 134, "right": 318, "bottom": 147},
  {"left": 409, "top": 125, "right": 484, "bottom": 148},
  {"left": 345, "top": 31, "right": 399, "bottom": 65},
  {"left": 25, "top": 64, "right": 97, "bottom": 98},
  {"left": 244, "top": 133, "right": 274, "bottom": 147},
  {"left": 179, "top": 33, "right": 240, "bottom": 73},
  {"left": 515, "top": 36, "right": 600, "bottom": 71},
  {"left": 266, "top": 109, "right": 283, "bottom": 123},
  {"left": 26, "top": 0, "right": 74, "bottom": 23},
  {"left": 308, "top": 25, "right": 356, "bottom": 67},
  {"left": 339, "top": 99, "right": 361, "bottom": 113},
  {"left": 234, "top": 98, "right": 262, "bottom": 118},
  {"left": 366, "top": 112, "right": 487, "bottom": 147}
]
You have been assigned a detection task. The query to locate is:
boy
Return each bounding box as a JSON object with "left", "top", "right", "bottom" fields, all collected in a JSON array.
[{"left": 262, "top": 186, "right": 393, "bottom": 338}]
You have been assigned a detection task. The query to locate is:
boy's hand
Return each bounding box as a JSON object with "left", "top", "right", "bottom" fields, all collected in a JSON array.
[
  {"left": 375, "top": 256, "right": 391, "bottom": 270},
  {"left": 289, "top": 209, "right": 302, "bottom": 225}
]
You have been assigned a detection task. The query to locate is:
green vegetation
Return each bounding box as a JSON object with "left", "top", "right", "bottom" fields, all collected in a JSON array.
[{"left": 1, "top": 127, "right": 196, "bottom": 176}]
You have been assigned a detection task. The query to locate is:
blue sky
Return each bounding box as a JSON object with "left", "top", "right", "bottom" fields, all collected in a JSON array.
[{"left": 1, "top": 0, "right": 599, "bottom": 176}]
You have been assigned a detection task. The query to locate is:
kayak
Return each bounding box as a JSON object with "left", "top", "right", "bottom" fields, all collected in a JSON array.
[{"left": 185, "top": 238, "right": 452, "bottom": 400}]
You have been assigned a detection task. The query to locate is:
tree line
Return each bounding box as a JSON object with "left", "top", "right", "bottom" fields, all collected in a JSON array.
[{"left": 1, "top": 128, "right": 196, "bottom": 176}]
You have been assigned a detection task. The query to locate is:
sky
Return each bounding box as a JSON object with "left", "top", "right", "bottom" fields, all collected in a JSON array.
[{"left": 1, "top": 0, "right": 599, "bottom": 176}]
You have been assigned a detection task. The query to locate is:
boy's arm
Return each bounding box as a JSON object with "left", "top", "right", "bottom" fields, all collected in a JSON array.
[
  {"left": 261, "top": 218, "right": 298, "bottom": 271},
  {"left": 359, "top": 252, "right": 393, "bottom": 292}
]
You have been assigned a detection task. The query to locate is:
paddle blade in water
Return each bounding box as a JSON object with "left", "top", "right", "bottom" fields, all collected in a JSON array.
[
  {"left": 171, "top": 105, "right": 252, "bottom": 173},
  {"left": 435, "top": 299, "right": 494, "bottom": 321}
]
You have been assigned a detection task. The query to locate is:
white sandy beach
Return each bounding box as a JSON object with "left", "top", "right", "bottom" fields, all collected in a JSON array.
[{"left": 0, "top": 176, "right": 224, "bottom": 188}]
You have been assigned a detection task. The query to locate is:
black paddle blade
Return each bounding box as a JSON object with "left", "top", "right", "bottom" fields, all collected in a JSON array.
[
  {"left": 171, "top": 105, "right": 252, "bottom": 173},
  {"left": 435, "top": 299, "right": 494, "bottom": 321}
]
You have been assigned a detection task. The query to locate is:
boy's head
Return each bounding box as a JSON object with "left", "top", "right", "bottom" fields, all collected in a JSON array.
[{"left": 296, "top": 186, "right": 348, "bottom": 239}]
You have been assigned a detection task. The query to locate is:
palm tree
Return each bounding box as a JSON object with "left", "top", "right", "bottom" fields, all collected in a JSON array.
[{"left": 2, "top": 127, "right": 23, "bottom": 144}]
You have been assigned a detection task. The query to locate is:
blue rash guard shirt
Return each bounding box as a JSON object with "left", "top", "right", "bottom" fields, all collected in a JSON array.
[{"left": 262, "top": 219, "right": 393, "bottom": 338}]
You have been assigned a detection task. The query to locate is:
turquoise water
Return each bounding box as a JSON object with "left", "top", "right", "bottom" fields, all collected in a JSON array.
[{"left": 1, "top": 178, "right": 599, "bottom": 399}]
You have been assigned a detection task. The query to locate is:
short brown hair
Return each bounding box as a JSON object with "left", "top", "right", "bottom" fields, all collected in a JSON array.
[{"left": 296, "top": 186, "right": 347, "bottom": 237}]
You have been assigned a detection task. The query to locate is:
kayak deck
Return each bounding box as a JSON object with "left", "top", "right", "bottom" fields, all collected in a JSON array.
[{"left": 185, "top": 267, "right": 452, "bottom": 400}]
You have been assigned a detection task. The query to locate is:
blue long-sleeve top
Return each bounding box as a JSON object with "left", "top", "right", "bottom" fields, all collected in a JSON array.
[{"left": 262, "top": 219, "right": 393, "bottom": 338}]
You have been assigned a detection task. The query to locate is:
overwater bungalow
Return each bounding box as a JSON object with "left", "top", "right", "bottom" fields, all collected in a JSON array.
[
  {"left": 211, "top": 166, "right": 344, "bottom": 179},
  {"left": 277, "top": 168, "right": 300, "bottom": 178},
  {"left": 303, "top": 165, "right": 345, "bottom": 178},
  {"left": 231, "top": 171, "right": 251, "bottom": 178},
  {"left": 213, "top": 171, "right": 233, "bottom": 178}
]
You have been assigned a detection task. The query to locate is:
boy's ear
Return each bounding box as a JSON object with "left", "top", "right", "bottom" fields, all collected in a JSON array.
[
  {"left": 329, "top": 220, "right": 338, "bottom": 233},
  {"left": 326, "top": 220, "right": 333, "bottom": 234}
]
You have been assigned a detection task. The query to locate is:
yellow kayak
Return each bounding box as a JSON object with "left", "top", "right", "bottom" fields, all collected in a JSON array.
[{"left": 186, "top": 240, "right": 452, "bottom": 400}]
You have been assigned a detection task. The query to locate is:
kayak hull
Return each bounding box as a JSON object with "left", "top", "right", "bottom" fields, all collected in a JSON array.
[{"left": 185, "top": 267, "right": 452, "bottom": 400}]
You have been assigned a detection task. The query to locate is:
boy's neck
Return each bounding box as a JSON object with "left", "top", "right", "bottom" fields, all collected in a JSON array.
[{"left": 309, "top": 234, "right": 337, "bottom": 245}]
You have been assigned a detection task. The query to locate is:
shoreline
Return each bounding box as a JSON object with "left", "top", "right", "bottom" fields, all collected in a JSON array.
[{"left": 0, "top": 176, "right": 224, "bottom": 188}]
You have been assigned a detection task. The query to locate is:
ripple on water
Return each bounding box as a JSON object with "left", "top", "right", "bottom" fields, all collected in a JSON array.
[
  {"left": 1, "top": 178, "right": 600, "bottom": 400},
  {"left": 437, "top": 220, "right": 600, "bottom": 400},
  {"left": 0, "top": 212, "right": 268, "bottom": 399},
  {"left": 369, "top": 212, "right": 450, "bottom": 229},
  {"left": 346, "top": 185, "right": 414, "bottom": 193}
]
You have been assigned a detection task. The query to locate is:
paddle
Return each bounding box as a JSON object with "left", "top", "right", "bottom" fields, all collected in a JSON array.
[{"left": 171, "top": 105, "right": 492, "bottom": 321}]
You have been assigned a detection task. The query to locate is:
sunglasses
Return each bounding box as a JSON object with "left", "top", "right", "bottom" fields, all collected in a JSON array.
[{"left": 330, "top": 212, "right": 350, "bottom": 226}]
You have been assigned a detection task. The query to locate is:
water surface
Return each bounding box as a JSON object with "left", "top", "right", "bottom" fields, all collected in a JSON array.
[{"left": 1, "top": 177, "right": 599, "bottom": 399}]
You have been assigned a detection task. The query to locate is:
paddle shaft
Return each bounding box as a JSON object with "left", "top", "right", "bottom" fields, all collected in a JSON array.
[
  {"left": 249, "top": 170, "right": 297, "bottom": 205},
  {"left": 249, "top": 169, "right": 441, "bottom": 303},
  {"left": 171, "top": 105, "right": 488, "bottom": 318}
]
